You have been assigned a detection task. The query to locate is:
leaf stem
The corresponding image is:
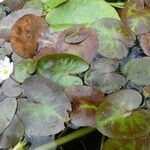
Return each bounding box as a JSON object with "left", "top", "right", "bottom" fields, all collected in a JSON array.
[{"left": 34, "top": 127, "right": 95, "bottom": 150}]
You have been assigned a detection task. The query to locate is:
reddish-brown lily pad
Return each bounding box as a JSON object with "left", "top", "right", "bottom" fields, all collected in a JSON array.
[
  {"left": 56, "top": 26, "right": 98, "bottom": 62},
  {"left": 11, "top": 14, "right": 48, "bottom": 58},
  {"left": 121, "top": 1, "right": 150, "bottom": 35},
  {"left": 140, "top": 33, "right": 150, "bottom": 56},
  {"left": 96, "top": 89, "right": 150, "bottom": 139},
  {"left": 65, "top": 86, "right": 105, "bottom": 127}
]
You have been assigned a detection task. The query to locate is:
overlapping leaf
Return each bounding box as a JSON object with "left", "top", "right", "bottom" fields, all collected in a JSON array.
[
  {"left": 85, "top": 58, "right": 126, "bottom": 93},
  {"left": 92, "top": 18, "right": 135, "bottom": 59},
  {"left": 123, "top": 57, "right": 150, "bottom": 85},
  {"left": 11, "top": 14, "right": 48, "bottom": 58},
  {"left": 121, "top": 1, "right": 150, "bottom": 35},
  {"left": 65, "top": 86, "right": 105, "bottom": 127},
  {"left": 56, "top": 26, "right": 98, "bottom": 62},
  {"left": 96, "top": 89, "right": 150, "bottom": 139},
  {"left": 46, "top": 0, "right": 120, "bottom": 31},
  {"left": 17, "top": 75, "right": 71, "bottom": 136},
  {"left": 37, "top": 53, "right": 89, "bottom": 88}
]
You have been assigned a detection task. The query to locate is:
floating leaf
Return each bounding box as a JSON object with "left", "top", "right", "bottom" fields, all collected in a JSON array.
[
  {"left": 0, "top": 115, "right": 25, "bottom": 149},
  {"left": 17, "top": 75, "right": 71, "bottom": 136},
  {"left": 96, "top": 89, "right": 150, "bottom": 139},
  {"left": 13, "top": 58, "right": 37, "bottom": 83},
  {"left": 123, "top": 57, "right": 150, "bottom": 85},
  {"left": 102, "top": 134, "right": 150, "bottom": 150},
  {"left": 4, "top": 0, "right": 26, "bottom": 11},
  {"left": 1, "top": 78, "right": 22, "bottom": 97},
  {"left": 46, "top": 0, "right": 120, "bottom": 31},
  {"left": 37, "top": 53, "right": 89, "bottom": 88},
  {"left": 11, "top": 14, "right": 48, "bottom": 58},
  {"left": 140, "top": 33, "right": 150, "bottom": 56},
  {"left": 84, "top": 58, "right": 126, "bottom": 93},
  {"left": 121, "top": 1, "right": 150, "bottom": 35},
  {"left": 0, "top": 98, "right": 17, "bottom": 135},
  {"left": 65, "top": 86, "right": 105, "bottom": 127},
  {"left": 0, "top": 8, "right": 42, "bottom": 40},
  {"left": 92, "top": 18, "right": 135, "bottom": 59},
  {"left": 56, "top": 26, "right": 98, "bottom": 62}
]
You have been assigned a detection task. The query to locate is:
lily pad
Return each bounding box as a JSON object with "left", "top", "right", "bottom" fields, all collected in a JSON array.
[
  {"left": 0, "top": 115, "right": 25, "bottom": 149},
  {"left": 37, "top": 53, "right": 89, "bottom": 88},
  {"left": 46, "top": 0, "right": 120, "bottom": 31},
  {"left": 92, "top": 18, "right": 135, "bottom": 59},
  {"left": 140, "top": 33, "right": 150, "bottom": 56},
  {"left": 121, "top": 1, "right": 150, "bottom": 35},
  {"left": 102, "top": 134, "right": 150, "bottom": 150},
  {"left": 11, "top": 14, "right": 48, "bottom": 58},
  {"left": 96, "top": 89, "right": 150, "bottom": 139},
  {"left": 17, "top": 75, "right": 71, "bottom": 136},
  {"left": 123, "top": 57, "right": 150, "bottom": 85},
  {"left": 56, "top": 26, "right": 99, "bottom": 62},
  {"left": 0, "top": 98, "right": 17, "bottom": 135},
  {"left": 84, "top": 58, "right": 126, "bottom": 93},
  {"left": 65, "top": 86, "right": 105, "bottom": 127},
  {"left": 13, "top": 58, "right": 37, "bottom": 83},
  {"left": 1, "top": 78, "right": 22, "bottom": 97}
]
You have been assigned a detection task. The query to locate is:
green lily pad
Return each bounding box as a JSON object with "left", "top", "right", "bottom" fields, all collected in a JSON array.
[
  {"left": 102, "top": 134, "right": 150, "bottom": 150},
  {"left": 65, "top": 86, "right": 105, "bottom": 127},
  {"left": 121, "top": 1, "right": 150, "bottom": 35},
  {"left": 123, "top": 57, "right": 150, "bottom": 85},
  {"left": 46, "top": 0, "right": 120, "bottom": 31},
  {"left": 37, "top": 53, "right": 89, "bottom": 88},
  {"left": 0, "top": 98, "right": 17, "bottom": 135},
  {"left": 18, "top": 75, "right": 71, "bottom": 136},
  {"left": 92, "top": 18, "right": 135, "bottom": 59},
  {"left": 96, "top": 89, "right": 150, "bottom": 139},
  {"left": 13, "top": 58, "right": 37, "bottom": 83}
]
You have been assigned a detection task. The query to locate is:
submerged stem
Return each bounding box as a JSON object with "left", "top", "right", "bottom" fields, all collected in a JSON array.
[{"left": 34, "top": 127, "right": 95, "bottom": 150}]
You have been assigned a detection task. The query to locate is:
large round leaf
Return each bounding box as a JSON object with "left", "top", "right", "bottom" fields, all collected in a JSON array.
[
  {"left": 37, "top": 53, "right": 89, "bottom": 88},
  {"left": 123, "top": 57, "right": 150, "bottom": 85},
  {"left": 0, "top": 115, "right": 25, "bottom": 149},
  {"left": 17, "top": 75, "right": 71, "bottom": 136},
  {"left": 65, "top": 86, "right": 105, "bottom": 127},
  {"left": 46, "top": 0, "right": 120, "bottom": 31},
  {"left": 0, "top": 98, "right": 17, "bottom": 135},
  {"left": 96, "top": 89, "right": 150, "bottom": 139},
  {"left": 102, "top": 134, "right": 150, "bottom": 150},
  {"left": 92, "top": 18, "right": 135, "bottom": 59}
]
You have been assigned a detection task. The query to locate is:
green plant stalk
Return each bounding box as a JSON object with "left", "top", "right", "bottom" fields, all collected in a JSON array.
[{"left": 34, "top": 127, "right": 96, "bottom": 150}]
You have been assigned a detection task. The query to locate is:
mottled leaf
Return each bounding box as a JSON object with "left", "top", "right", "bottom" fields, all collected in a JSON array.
[
  {"left": 11, "top": 14, "right": 48, "bottom": 58},
  {"left": 65, "top": 86, "right": 105, "bottom": 127},
  {"left": 92, "top": 18, "right": 135, "bottom": 59},
  {"left": 37, "top": 53, "right": 89, "bottom": 88},
  {"left": 17, "top": 75, "right": 71, "bottom": 136}
]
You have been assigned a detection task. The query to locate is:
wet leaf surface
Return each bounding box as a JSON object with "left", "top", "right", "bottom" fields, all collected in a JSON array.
[
  {"left": 11, "top": 14, "right": 48, "bottom": 58},
  {"left": 37, "top": 53, "right": 89, "bottom": 88},
  {"left": 65, "top": 86, "right": 105, "bottom": 127},
  {"left": 17, "top": 75, "right": 71, "bottom": 136}
]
